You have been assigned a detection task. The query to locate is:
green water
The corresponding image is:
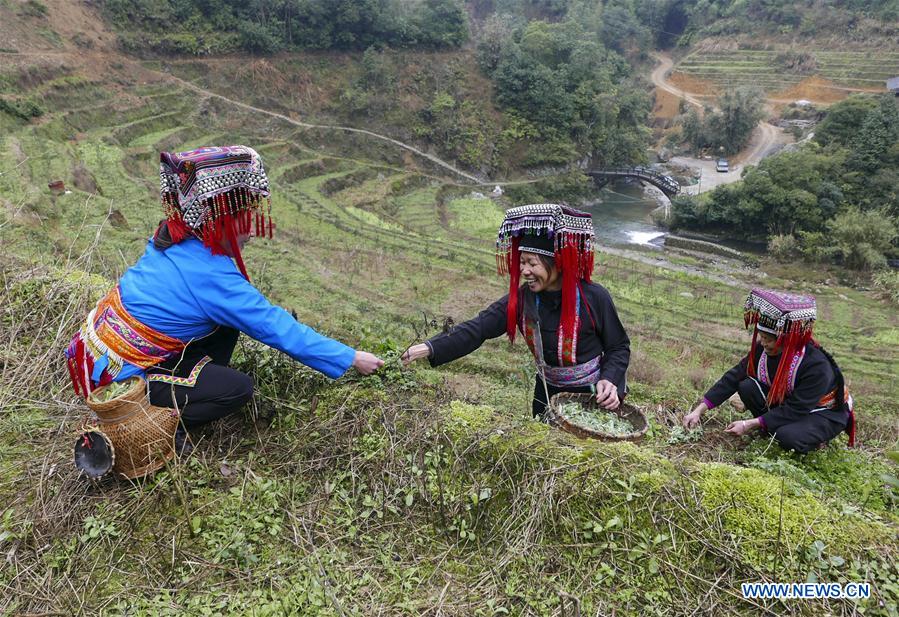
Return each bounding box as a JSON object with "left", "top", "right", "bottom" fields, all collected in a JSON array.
[{"left": 581, "top": 183, "right": 666, "bottom": 248}]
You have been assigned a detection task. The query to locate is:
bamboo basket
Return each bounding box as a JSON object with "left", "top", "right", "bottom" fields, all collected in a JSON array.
[
  {"left": 86, "top": 378, "right": 178, "bottom": 479},
  {"left": 548, "top": 392, "right": 648, "bottom": 441}
]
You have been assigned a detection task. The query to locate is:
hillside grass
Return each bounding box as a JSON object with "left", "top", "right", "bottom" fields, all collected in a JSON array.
[{"left": 0, "top": 57, "right": 897, "bottom": 615}]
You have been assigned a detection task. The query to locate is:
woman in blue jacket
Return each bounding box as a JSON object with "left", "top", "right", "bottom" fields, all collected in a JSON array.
[{"left": 66, "top": 146, "right": 382, "bottom": 447}]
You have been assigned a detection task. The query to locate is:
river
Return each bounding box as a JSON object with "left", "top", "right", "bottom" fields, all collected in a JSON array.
[{"left": 581, "top": 184, "right": 668, "bottom": 248}]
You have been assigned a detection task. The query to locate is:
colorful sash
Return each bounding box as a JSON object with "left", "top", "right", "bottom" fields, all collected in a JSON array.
[
  {"left": 66, "top": 286, "right": 185, "bottom": 396},
  {"left": 538, "top": 356, "right": 602, "bottom": 388}
]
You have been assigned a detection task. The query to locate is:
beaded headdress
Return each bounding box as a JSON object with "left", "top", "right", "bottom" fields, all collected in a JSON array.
[
  {"left": 744, "top": 288, "right": 817, "bottom": 406},
  {"left": 496, "top": 204, "right": 596, "bottom": 361},
  {"left": 157, "top": 145, "right": 272, "bottom": 279}
]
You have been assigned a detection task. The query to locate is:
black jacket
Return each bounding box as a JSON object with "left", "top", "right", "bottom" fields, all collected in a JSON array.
[
  {"left": 426, "top": 282, "right": 630, "bottom": 393},
  {"left": 704, "top": 342, "right": 848, "bottom": 428}
]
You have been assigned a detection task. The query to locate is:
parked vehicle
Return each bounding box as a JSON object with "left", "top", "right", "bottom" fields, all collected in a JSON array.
[{"left": 716, "top": 158, "right": 729, "bottom": 173}]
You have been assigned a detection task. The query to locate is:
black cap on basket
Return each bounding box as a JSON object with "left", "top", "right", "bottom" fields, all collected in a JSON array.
[{"left": 74, "top": 430, "right": 115, "bottom": 479}]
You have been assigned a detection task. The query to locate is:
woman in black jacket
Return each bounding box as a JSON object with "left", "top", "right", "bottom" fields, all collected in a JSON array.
[
  {"left": 683, "top": 288, "right": 855, "bottom": 453},
  {"left": 403, "top": 204, "right": 630, "bottom": 418}
]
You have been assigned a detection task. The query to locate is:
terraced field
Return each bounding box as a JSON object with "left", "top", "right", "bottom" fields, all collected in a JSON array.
[
  {"left": 676, "top": 49, "right": 899, "bottom": 92},
  {"left": 2, "top": 58, "right": 898, "bottom": 616}
]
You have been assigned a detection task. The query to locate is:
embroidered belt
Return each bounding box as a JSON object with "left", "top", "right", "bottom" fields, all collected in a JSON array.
[
  {"left": 66, "top": 286, "right": 185, "bottom": 396},
  {"left": 540, "top": 355, "right": 602, "bottom": 388},
  {"left": 147, "top": 356, "right": 211, "bottom": 388}
]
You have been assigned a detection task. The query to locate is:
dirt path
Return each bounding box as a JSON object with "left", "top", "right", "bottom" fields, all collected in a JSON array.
[
  {"left": 158, "top": 72, "right": 484, "bottom": 184},
  {"left": 652, "top": 53, "right": 789, "bottom": 194},
  {"left": 650, "top": 53, "right": 706, "bottom": 112}
]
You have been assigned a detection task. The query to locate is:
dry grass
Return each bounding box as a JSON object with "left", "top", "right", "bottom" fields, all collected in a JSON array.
[{"left": 668, "top": 71, "right": 717, "bottom": 97}]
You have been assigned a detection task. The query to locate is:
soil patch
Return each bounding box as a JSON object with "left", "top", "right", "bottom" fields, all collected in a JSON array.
[
  {"left": 668, "top": 71, "right": 716, "bottom": 98},
  {"left": 770, "top": 76, "right": 853, "bottom": 105},
  {"left": 652, "top": 87, "right": 682, "bottom": 120}
]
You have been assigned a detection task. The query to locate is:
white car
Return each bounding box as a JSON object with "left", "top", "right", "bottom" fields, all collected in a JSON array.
[{"left": 716, "top": 158, "right": 729, "bottom": 173}]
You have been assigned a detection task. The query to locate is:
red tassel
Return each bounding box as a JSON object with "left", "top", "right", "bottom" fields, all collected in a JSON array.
[
  {"left": 85, "top": 349, "right": 95, "bottom": 394},
  {"left": 747, "top": 326, "right": 759, "bottom": 378},
  {"left": 268, "top": 217, "right": 273, "bottom": 239},
  {"left": 225, "top": 217, "right": 250, "bottom": 280},
  {"left": 559, "top": 242, "right": 578, "bottom": 358},
  {"left": 74, "top": 337, "right": 91, "bottom": 396},
  {"left": 506, "top": 237, "right": 521, "bottom": 343},
  {"left": 767, "top": 326, "right": 805, "bottom": 407},
  {"left": 67, "top": 357, "right": 81, "bottom": 398},
  {"left": 847, "top": 409, "right": 856, "bottom": 447}
]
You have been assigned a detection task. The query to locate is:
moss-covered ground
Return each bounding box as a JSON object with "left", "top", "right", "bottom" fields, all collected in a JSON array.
[{"left": 0, "top": 53, "right": 897, "bottom": 616}]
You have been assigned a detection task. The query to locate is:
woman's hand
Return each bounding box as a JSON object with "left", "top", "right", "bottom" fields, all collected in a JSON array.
[
  {"left": 401, "top": 343, "right": 431, "bottom": 366},
  {"left": 353, "top": 351, "right": 384, "bottom": 375},
  {"left": 682, "top": 402, "right": 708, "bottom": 429},
  {"left": 724, "top": 418, "right": 760, "bottom": 437},
  {"left": 595, "top": 379, "right": 619, "bottom": 410}
]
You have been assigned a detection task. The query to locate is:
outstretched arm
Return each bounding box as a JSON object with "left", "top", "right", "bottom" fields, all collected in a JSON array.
[
  {"left": 198, "top": 265, "right": 375, "bottom": 378},
  {"left": 683, "top": 351, "right": 753, "bottom": 428},
  {"left": 418, "top": 294, "right": 510, "bottom": 367}
]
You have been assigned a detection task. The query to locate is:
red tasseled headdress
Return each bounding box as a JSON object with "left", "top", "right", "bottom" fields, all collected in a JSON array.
[
  {"left": 743, "top": 288, "right": 817, "bottom": 406},
  {"left": 496, "top": 204, "right": 596, "bottom": 361},
  {"left": 157, "top": 145, "right": 274, "bottom": 280}
]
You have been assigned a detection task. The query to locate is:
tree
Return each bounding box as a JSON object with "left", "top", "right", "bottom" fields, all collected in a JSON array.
[
  {"left": 677, "top": 88, "right": 763, "bottom": 155},
  {"left": 493, "top": 45, "right": 576, "bottom": 132},
  {"left": 714, "top": 87, "right": 764, "bottom": 154},
  {"left": 681, "top": 108, "right": 705, "bottom": 152},
  {"left": 813, "top": 94, "right": 878, "bottom": 147},
  {"left": 414, "top": 0, "right": 469, "bottom": 47},
  {"left": 824, "top": 208, "right": 898, "bottom": 270},
  {"left": 848, "top": 95, "right": 899, "bottom": 173},
  {"left": 475, "top": 14, "right": 514, "bottom": 73}
]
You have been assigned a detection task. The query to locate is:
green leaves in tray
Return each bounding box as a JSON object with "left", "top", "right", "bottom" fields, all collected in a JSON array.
[{"left": 558, "top": 402, "right": 633, "bottom": 435}]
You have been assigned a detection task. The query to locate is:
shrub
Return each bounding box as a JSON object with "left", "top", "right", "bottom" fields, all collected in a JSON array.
[
  {"left": 797, "top": 230, "right": 834, "bottom": 263},
  {"left": 767, "top": 234, "right": 799, "bottom": 261},
  {"left": 0, "top": 97, "right": 44, "bottom": 121},
  {"left": 824, "top": 208, "right": 898, "bottom": 270},
  {"left": 873, "top": 269, "right": 899, "bottom": 304}
]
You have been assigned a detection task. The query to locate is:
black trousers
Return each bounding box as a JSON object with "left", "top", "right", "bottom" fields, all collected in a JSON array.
[
  {"left": 147, "top": 327, "right": 254, "bottom": 430},
  {"left": 737, "top": 377, "right": 845, "bottom": 453}
]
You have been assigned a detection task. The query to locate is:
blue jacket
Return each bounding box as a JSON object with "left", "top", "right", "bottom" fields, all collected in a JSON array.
[{"left": 105, "top": 238, "right": 355, "bottom": 382}]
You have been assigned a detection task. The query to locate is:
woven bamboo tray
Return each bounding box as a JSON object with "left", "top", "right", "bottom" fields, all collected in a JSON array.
[
  {"left": 548, "top": 392, "right": 648, "bottom": 441},
  {"left": 86, "top": 378, "right": 178, "bottom": 479}
]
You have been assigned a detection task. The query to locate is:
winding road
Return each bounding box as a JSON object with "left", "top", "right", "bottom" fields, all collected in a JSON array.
[{"left": 651, "top": 53, "right": 788, "bottom": 194}]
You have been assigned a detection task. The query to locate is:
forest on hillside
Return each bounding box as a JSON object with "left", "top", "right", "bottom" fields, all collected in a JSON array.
[{"left": 101, "top": 0, "right": 899, "bottom": 56}]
